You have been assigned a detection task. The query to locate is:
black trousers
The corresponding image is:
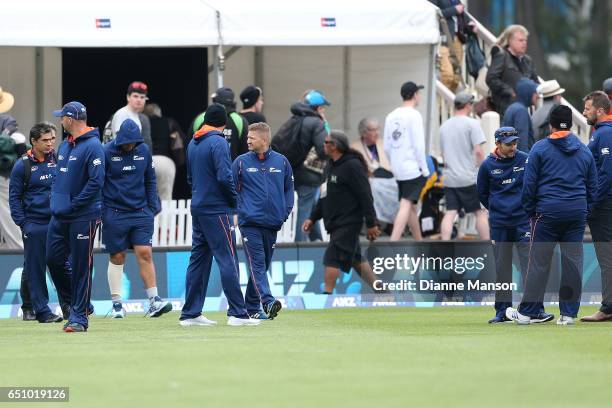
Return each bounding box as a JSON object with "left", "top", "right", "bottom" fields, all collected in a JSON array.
[
  {"left": 588, "top": 198, "right": 612, "bottom": 314},
  {"left": 20, "top": 268, "right": 31, "bottom": 310}
]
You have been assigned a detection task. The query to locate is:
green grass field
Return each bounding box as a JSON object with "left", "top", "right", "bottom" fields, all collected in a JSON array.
[{"left": 1, "top": 306, "right": 611, "bottom": 407}]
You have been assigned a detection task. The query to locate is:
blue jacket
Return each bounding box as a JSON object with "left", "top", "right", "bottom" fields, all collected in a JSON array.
[
  {"left": 187, "top": 127, "right": 237, "bottom": 215},
  {"left": 522, "top": 131, "right": 597, "bottom": 219},
  {"left": 587, "top": 118, "right": 612, "bottom": 206},
  {"left": 103, "top": 119, "right": 160, "bottom": 214},
  {"left": 50, "top": 127, "right": 105, "bottom": 221},
  {"left": 9, "top": 150, "right": 57, "bottom": 226},
  {"left": 477, "top": 150, "right": 529, "bottom": 228},
  {"left": 232, "top": 149, "right": 294, "bottom": 230},
  {"left": 502, "top": 78, "right": 538, "bottom": 153}
]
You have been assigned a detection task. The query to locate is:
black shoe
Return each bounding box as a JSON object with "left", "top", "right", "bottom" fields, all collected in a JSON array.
[
  {"left": 22, "top": 309, "right": 36, "bottom": 321},
  {"left": 39, "top": 313, "right": 63, "bottom": 323},
  {"left": 61, "top": 304, "right": 70, "bottom": 320},
  {"left": 263, "top": 300, "right": 282, "bottom": 320},
  {"left": 63, "top": 322, "right": 87, "bottom": 333}
]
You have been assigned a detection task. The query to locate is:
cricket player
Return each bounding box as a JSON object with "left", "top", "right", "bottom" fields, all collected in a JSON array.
[
  {"left": 232, "top": 122, "right": 294, "bottom": 319},
  {"left": 102, "top": 119, "right": 171, "bottom": 318},
  {"left": 179, "top": 103, "right": 259, "bottom": 326},
  {"left": 47, "top": 102, "right": 104, "bottom": 333}
]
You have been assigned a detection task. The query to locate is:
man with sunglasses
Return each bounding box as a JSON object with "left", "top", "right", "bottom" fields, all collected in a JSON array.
[{"left": 477, "top": 127, "right": 534, "bottom": 323}]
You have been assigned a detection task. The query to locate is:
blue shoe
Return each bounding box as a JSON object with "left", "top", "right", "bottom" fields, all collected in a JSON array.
[
  {"left": 488, "top": 315, "right": 511, "bottom": 324},
  {"left": 248, "top": 311, "right": 269, "bottom": 320},
  {"left": 531, "top": 312, "right": 554, "bottom": 324},
  {"left": 263, "top": 300, "right": 282, "bottom": 320},
  {"left": 147, "top": 297, "right": 172, "bottom": 318}
]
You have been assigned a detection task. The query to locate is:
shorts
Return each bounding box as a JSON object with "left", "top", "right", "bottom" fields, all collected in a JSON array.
[
  {"left": 102, "top": 208, "right": 154, "bottom": 255},
  {"left": 323, "top": 224, "right": 363, "bottom": 272},
  {"left": 444, "top": 185, "right": 481, "bottom": 213},
  {"left": 397, "top": 176, "right": 427, "bottom": 203}
]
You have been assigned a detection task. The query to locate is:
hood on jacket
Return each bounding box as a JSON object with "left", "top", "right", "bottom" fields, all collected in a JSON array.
[
  {"left": 193, "top": 125, "right": 224, "bottom": 144},
  {"left": 515, "top": 78, "right": 538, "bottom": 107},
  {"left": 548, "top": 131, "right": 581, "bottom": 155},
  {"left": 115, "top": 119, "right": 143, "bottom": 146},
  {"left": 290, "top": 102, "right": 321, "bottom": 118}
]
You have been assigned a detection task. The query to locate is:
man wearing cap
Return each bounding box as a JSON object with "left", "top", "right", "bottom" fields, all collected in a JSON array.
[
  {"left": 439, "top": 91, "right": 489, "bottom": 240},
  {"left": 581, "top": 91, "right": 612, "bottom": 322},
  {"left": 477, "top": 127, "right": 532, "bottom": 323},
  {"left": 532, "top": 80, "right": 565, "bottom": 141},
  {"left": 191, "top": 87, "right": 249, "bottom": 160},
  {"left": 506, "top": 105, "right": 597, "bottom": 325},
  {"left": 502, "top": 78, "right": 539, "bottom": 153},
  {"left": 48, "top": 101, "right": 105, "bottom": 332},
  {"left": 180, "top": 103, "right": 259, "bottom": 327},
  {"left": 109, "top": 81, "right": 153, "bottom": 152},
  {"left": 239, "top": 85, "right": 266, "bottom": 125},
  {"left": 384, "top": 81, "right": 430, "bottom": 241},
  {"left": 102, "top": 119, "right": 172, "bottom": 319}
]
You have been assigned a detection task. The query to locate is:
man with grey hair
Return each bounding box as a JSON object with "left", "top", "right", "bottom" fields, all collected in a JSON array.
[
  {"left": 232, "top": 122, "right": 294, "bottom": 319},
  {"left": 439, "top": 91, "right": 489, "bottom": 240}
]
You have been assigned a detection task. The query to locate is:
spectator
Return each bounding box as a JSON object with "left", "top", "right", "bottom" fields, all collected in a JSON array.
[
  {"left": 350, "top": 117, "right": 399, "bottom": 229},
  {"left": 604, "top": 77, "right": 612, "bottom": 113},
  {"left": 143, "top": 103, "right": 178, "bottom": 201},
  {"left": 108, "top": 81, "right": 153, "bottom": 151},
  {"left": 286, "top": 90, "right": 329, "bottom": 242},
  {"left": 302, "top": 131, "right": 380, "bottom": 294},
  {"left": 239, "top": 85, "right": 267, "bottom": 125},
  {"left": 532, "top": 80, "right": 565, "bottom": 142},
  {"left": 429, "top": 0, "right": 476, "bottom": 91},
  {"left": 486, "top": 24, "right": 538, "bottom": 118},
  {"left": 439, "top": 92, "right": 489, "bottom": 240},
  {"left": 384, "top": 82, "right": 430, "bottom": 241},
  {"left": 502, "top": 78, "right": 538, "bottom": 153},
  {"left": 191, "top": 87, "right": 249, "bottom": 160}
]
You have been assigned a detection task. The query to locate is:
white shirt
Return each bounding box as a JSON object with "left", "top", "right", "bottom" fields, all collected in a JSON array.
[
  {"left": 383, "top": 106, "right": 430, "bottom": 181},
  {"left": 111, "top": 106, "right": 141, "bottom": 136}
]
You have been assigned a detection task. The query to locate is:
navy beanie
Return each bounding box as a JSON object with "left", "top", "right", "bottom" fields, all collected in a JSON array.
[{"left": 204, "top": 103, "right": 227, "bottom": 127}]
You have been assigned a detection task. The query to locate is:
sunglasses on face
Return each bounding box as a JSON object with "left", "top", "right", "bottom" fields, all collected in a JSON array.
[{"left": 324, "top": 140, "right": 334, "bottom": 145}]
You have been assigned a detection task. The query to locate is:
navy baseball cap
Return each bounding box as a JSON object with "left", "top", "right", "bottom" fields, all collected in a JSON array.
[
  {"left": 494, "top": 126, "right": 519, "bottom": 143},
  {"left": 53, "top": 101, "right": 87, "bottom": 120}
]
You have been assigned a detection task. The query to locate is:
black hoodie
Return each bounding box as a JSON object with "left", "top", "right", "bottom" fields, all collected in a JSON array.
[
  {"left": 288, "top": 102, "right": 328, "bottom": 187},
  {"left": 310, "top": 153, "right": 376, "bottom": 232}
]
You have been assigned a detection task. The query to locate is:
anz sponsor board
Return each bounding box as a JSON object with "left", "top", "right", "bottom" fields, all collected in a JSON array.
[{"left": 0, "top": 244, "right": 605, "bottom": 318}]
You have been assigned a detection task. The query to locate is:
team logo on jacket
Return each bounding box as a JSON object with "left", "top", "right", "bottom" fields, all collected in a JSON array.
[
  {"left": 602, "top": 147, "right": 610, "bottom": 155},
  {"left": 111, "top": 156, "right": 122, "bottom": 162},
  {"left": 122, "top": 165, "right": 136, "bottom": 171},
  {"left": 501, "top": 178, "right": 514, "bottom": 185},
  {"left": 269, "top": 167, "right": 282, "bottom": 173},
  {"left": 76, "top": 234, "right": 89, "bottom": 240},
  {"left": 31, "top": 166, "right": 38, "bottom": 172},
  {"left": 513, "top": 166, "right": 524, "bottom": 172},
  {"left": 69, "top": 155, "right": 77, "bottom": 161},
  {"left": 60, "top": 167, "right": 68, "bottom": 172},
  {"left": 491, "top": 169, "right": 503, "bottom": 175},
  {"left": 330, "top": 175, "right": 338, "bottom": 183},
  {"left": 47, "top": 163, "right": 56, "bottom": 168},
  {"left": 133, "top": 155, "right": 144, "bottom": 161},
  {"left": 93, "top": 158, "right": 102, "bottom": 166},
  {"left": 39, "top": 174, "right": 52, "bottom": 181},
  {"left": 246, "top": 167, "right": 258, "bottom": 172},
  {"left": 58, "top": 155, "right": 64, "bottom": 160}
]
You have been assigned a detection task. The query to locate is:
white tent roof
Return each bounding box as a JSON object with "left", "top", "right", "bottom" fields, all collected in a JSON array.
[{"left": 0, "top": 0, "right": 439, "bottom": 47}]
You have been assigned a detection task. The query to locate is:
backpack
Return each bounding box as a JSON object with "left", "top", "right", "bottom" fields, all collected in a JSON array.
[
  {"left": 0, "top": 131, "right": 18, "bottom": 171},
  {"left": 466, "top": 32, "right": 485, "bottom": 80},
  {"left": 271, "top": 115, "right": 306, "bottom": 168}
]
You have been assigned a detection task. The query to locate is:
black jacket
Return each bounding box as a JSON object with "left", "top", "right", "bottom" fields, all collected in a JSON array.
[
  {"left": 485, "top": 45, "right": 538, "bottom": 117},
  {"left": 289, "top": 103, "right": 328, "bottom": 187},
  {"left": 429, "top": 0, "right": 471, "bottom": 43},
  {"left": 310, "top": 153, "right": 376, "bottom": 232}
]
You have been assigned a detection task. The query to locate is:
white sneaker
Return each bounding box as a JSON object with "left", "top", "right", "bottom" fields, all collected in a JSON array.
[
  {"left": 179, "top": 315, "right": 218, "bottom": 326},
  {"left": 505, "top": 307, "right": 531, "bottom": 325},
  {"left": 110, "top": 302, "right": 126, "bottom": 318},
  {"left": 227, "top": 316, "right": 261, "bottom": 326},
  {"left": 557, "top": 315, "right": 575, "bottom": 325}
]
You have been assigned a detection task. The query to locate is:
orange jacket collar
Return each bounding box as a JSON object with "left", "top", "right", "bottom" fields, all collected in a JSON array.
[
  {"left": 549, "top": 130, "right": 571, "bottom": 139},
  {"left": 194, "top": 125, "right": 224, "bottom": 139}
]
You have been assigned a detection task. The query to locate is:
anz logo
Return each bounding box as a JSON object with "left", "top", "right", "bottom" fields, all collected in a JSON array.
[
  {"left": 122, "top": 165, "right": 136, "bottom": 171},
  {"left": 39, "top": 174, "right": 52, "bottom": 181},
  {"left": 501, "top": 178, "right": 515, "bottom": 185}
]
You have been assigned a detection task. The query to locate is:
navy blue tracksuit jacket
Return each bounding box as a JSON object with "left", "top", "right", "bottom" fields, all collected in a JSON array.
[
  {"left": 9, "top": 151, "right": 71, "bottom": 321},
  {"left": 181, "top": 126, "right": 248, "bottom": 320},
  {"left": 47, "top": 127, "right": 105, "bottom": 328},
  {"left": 519, "top": 131, "right": 597, "bottom": 318},
  {"left": 232, "top": 149, "right": 294, "bottom": 313}
]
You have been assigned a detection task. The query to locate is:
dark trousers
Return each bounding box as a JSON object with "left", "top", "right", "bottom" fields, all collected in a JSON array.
[
  {"left": 588, "top": 198, "right": 612, "bottom": 314},
  {"left": 23, "top": 222, "right": 71, "bottom": 321},
  {"left": 180, "top": 214, "right": 248, "bottom": 320},
  {"left": 20, "top": 269, "right": 31, "bottom": 311},
  {"left": 241, "top": 226, "right": 277, "bottom": 314},
  {"left": 519, "top": 216, "right": 585, "bottom": 318},
  {"left": 46, "top": 217, "right": 98, "bottom": 328},
  {"left": 490, "top": 222, "right": 530, "bottom": 316}
]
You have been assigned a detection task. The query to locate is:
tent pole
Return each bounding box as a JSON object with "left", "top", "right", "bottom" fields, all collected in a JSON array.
[
  {"left": 35, "top": 47, "right": 44, "bottom": 123},
  {"left": 214, "top": 10, "right": 225, "bottom": 89},
  {"left": 254, "top": 47, "right": 263, "bottom": 89},
  {"left": 425, "top": 44, "right": 436, "bottom": 154}
]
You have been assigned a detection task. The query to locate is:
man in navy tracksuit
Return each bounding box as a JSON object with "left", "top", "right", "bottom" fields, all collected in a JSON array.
[
  {"left": 48, "top": 102, "right": 105, "bottom": 333},
  {"left": 102, "top": 119, "right": 172, "bottom": 319},
  {"left": 9, "top": 122, "right": 71, "bottom": 323},
  {"left": 179, "top": 103, "right": 259, "bottom": 327},
  {"left": 232, "top": 122, "right": 294, "bottom": 320},
  {"left": 507, "top": 105, "right": 597, "bottom": 325},
  {"left": 477, "top": 127, "right": 537, "bottom": 323},
  {"left": 502, "top": 78, "right": 538, "bottom": 153},
  {"left": 581, "top": 91, "right": 612, "bottom": 322}
]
